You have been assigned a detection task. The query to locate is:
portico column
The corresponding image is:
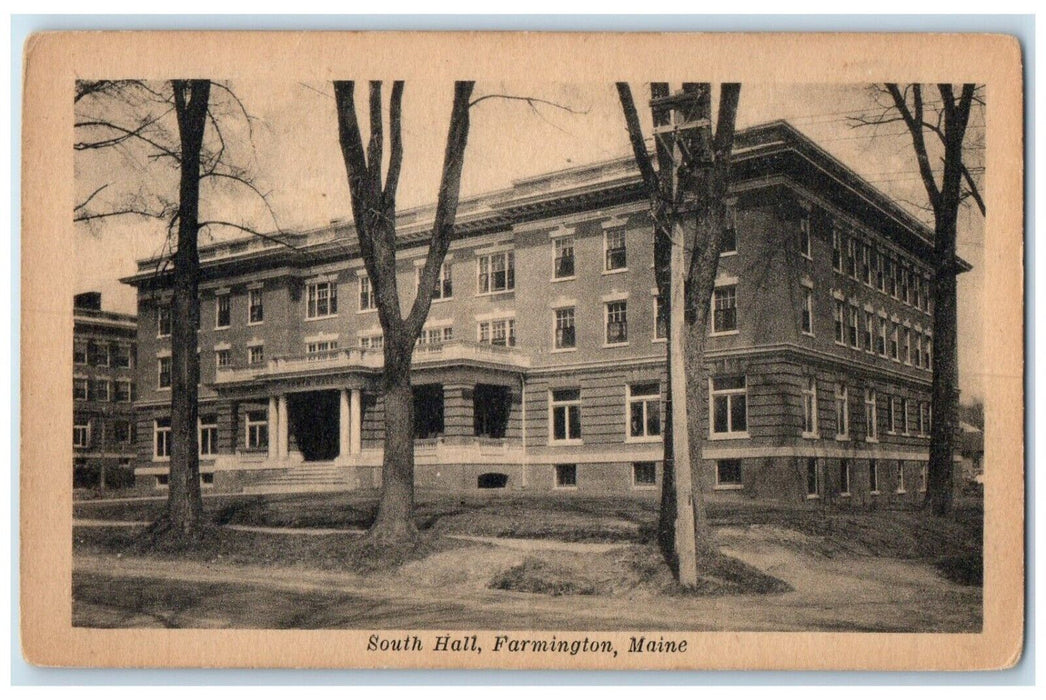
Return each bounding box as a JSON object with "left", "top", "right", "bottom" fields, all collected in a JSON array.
[
  {"left": 339, "top": 388, "right": 351, "bottom": 460},
  {"left": 267, "top": 396, "right": 278, "bottom": 460},
  {"left": 277, "top": 394, "right": 289, "bottom": 459},
  {"left": 350, "top": 388, "right": 362, "bottom": 455}
]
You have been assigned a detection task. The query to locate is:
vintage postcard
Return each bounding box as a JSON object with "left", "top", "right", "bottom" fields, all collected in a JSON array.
[{"left": 20, "top": 31, "right": 1023, "bottom": 670}]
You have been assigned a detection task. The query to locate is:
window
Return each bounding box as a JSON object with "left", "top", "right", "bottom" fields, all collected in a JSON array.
[
  {"left": 902, "top": 327, "right": 911, "bottom": 364},
  {"left": 214, "top": 294, "right": 231, "bottom": 329},
  {"left": 359, "top": 275, "right": 376, "bottom": 311},
  {"left": 420, "top": 263, "right": 453, "bottom": 300},
  {"left": 877, "top": 317, "right": 887, "bottom": 356},
  {"left": 74, "top": 377, "right": 88, "bottom": 401},
  {"left": 710, "top": 375, "right": 748, "bottom": 436},
  {"left": 876, "top": 251, "right": 885, "bottom": 292},
  {"left": 113, "top": 420, "right": 131, "bottom": 444},
  {"left": 74, "top": 340, "right": 87, "bottom": 365},
  {"left": 154, "top": 418, "right": 171, "bottom": 459},
  {"left": 74, "top": 423, "right": 89, "bottom": 448},
  {"left": 716, "top": 460, "right": 743, "bottom": 488},
  {"left": 306, "top": 340, "right": 338, "bottom": 356},
  {"left": 712, "top": 285, "right": 737, "bottom": 334},
  {"left": 802, "top": 377, "right": 818, "bottom": 437},
  {"left": 633, "top": 462, "right": 657, "bottom": 487},
  {"left": 865, "top": 388, "right": 878, "bottom": 441},
  {"left": 554, "top": 307, "right": 576, "bottom": 350},
  {"left": 861, "top": 243, "right": 871, "bottom": 285},
  {"left": 869, "top": 459, "right": 880, "bottom": 493},
  {"left": 605, "top": 300, "right": 628, "bottom": 344},
  {"left": 831, "top": 225, "right": 842, "bottom": 272},
  {"left": 902, "top": 399, "right": 912, "bottom": 435},
  {"left": 215, "top": 349, "right": 231, "bottom": 368},
  {"left": 839, "top": 459, "right": 851, "bottom": 496},
  {"left": 896, "top": 461, "right": 906, "bottom": 493},
  {"left": 417, "top": 326, "right": 453, "bottom": 351},
  {"left": 919, "top": 402, "right": 931, "bottom": 436},
  {"left": 889, "top": 323, "right": 899, "bottom": 361},
  {"left": 158, "top": 357, "right": 171, "bottom": 389},
  {"left": 246, "top": 410, "right": 268, "bottom": 450},
  {"left": 914, "top": 334, "right": 923, "bottom": 368},
  {"left": 249, "top": 345, "right": 265, "bottom": 365},
  {"left": 847, "top": 236, "right": 858, "bottom": 278},
  {"left": 91, "top": 379, "right": 110, "bottom": 402},
  {"left": 157, "top": 304, "right": 171, "bottom": 337},
  {"left": 553, "top": 237, "right": 575, "bottom": 279},
  {"left": 478, "top": 251, "right": 515, "bottom": 294},
  {"left": 199, "top": 415, "right": 218, "bottom": 456},
  {"left": 248, "top": 289, "right": 264, "bottom": 324},
  {"left": 913, "top": 275, "right": 922, "bottom": 311},
  {"left": 604, "top": 228, "right": 627, "bottom": 271},
  {"left": 306, "top": 281, "right": 338, "bottom": 318},
  {"left": 550, "top": 388, "right": 582, "bottom": 442},
  {"left": 886, "top": 256, "right": 897, "bottom": 297},
  {"left": 901, "top": 263, "right": 911, "bottom": 305},
  {"left": 925, "top": 336, "right": 933, "bottom": 370},
  {"left": 115, "top": 379, "right": 132, "bottom": 402},
  {"left": 359, "top": 334, "right": 383, "bottom": 350},
  {"left": 800, "top": 288, "right": 813, "bottom": 335},
  {"left": 798, "top": 213, "right": 811, "bottom": 258},
  {"left": 654, "top": 295, "right": 668, "bottom": 340},
  {"left": 113, "top": 344, "right": 131, "bottom": 369},
  {"left": 806, "top": 457, "right": 820, "bottom": 498},
  {"left": 628, "top": 383, "right": 661, "bottom": 440},
  {"left": 835, "top": 384, "right": 849, "bottom": 439},
  {"left": 834, "top": 300, "right": 845, "bottom": 344},
  {"left": 888, "top": 396, "right": 903, "bottom": 433},
  {"left": 722, "top": 208, "right": 738, "bottom": 254},
  {"left": 847, "top": 305, "right": 859, "bottom": 348},
  {"left": 89, "top": 341, "right": 110, "bottom": 367},
  {"left": 479, "top": 318, "right": 516, "bottom": 347},
  {"left": 863, "top": 311, "right": 874, "bottom": 351},
  {"left": 554, "top": 464, "right": 577, "bottom": 488}
]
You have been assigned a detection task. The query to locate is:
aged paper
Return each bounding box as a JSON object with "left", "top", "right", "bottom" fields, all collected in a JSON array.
[{"left": 21, "top": 31, "right": 1023, "bottom": 670}]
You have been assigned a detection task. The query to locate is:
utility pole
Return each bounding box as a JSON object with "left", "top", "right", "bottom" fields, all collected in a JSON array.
[{"left": 650, "top": 85, "right": 713, "bottom": 588}]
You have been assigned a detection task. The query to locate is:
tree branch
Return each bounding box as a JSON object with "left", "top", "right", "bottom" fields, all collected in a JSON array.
[{"left": 383, "top": 81, "right": 405, "bottom": 209}]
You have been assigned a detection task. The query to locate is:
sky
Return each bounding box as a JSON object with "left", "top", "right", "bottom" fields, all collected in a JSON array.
[{"left": 74, "top": 81, "right": 986, "bottom": 402}]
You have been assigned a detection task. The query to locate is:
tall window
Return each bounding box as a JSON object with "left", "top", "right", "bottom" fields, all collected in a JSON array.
[
  {"left": 74, "top": 423, "right": 89, "bottom": 448},
  {"left": 479, "top": 318, "right": 516, "bottom": 347},
  {"left": 847, "top": 236, "right": 858, "bottom": 278},
  {"left": 890, "top": 323, "right": 899, "bottom": 361},
  {"left": 419, "top": 263, "right": 453, "bottom": 300},
  {"left": 892, "top": 396, "right": 905, "bottom": 433},
  {"left": 89, "top": 341, "right": 110, "bottom": 367},
  {"left": 835, "top": 384, "right": 848, "bottom": 439},
  {"left": 831, "top": 226, "right": 842, "bottom": 272},
  {"left": 877, "top": 317, "right": 887, "bottom": 356},
  {"left": 478, "top": 251, "right": 515, "bottom": 293},
  {"left": 359, "top": 275, "right": 376, "bottom": 311},
  {"left": 554, "top": 307, "right": 576, "bottom": 349},
  {"left": 839, "top": 459, "right": 851, "bottom": 496},
  {"left": 199, "top": 415, "right": 218, "bottom": 456},
  {"left": 550, "top": 388, "right": 581, "bottom": 442},
  {"left": 307, "top": 281, "right": 338, "bottom": 318},
  {"left": 876, "top": 251, "right": 885, "bottom": 291},
  {"left": 885, "top": 394, "right": 895, "bottom": 433},
  {"left": 914, "top": 334, "right": 923, "bottom": 368},
  {"left": 721, "top": 208, "right": 738, "bottom": 254},
  {"left": 799, "top": 213, "right": 811, "bottom": 258},
  {"left": 605, "top": 300, "right": 628, "bottom": 344},
  {"left": 157, "top": 304, "right": 171, "bottom": 337},
  {"left": 902, "top": 327, "right": 911, "bottom": 364},
  {"left": 654, "top": 295, "right": 668, "bottom": 340},
  {"left": 919, "top": 402, "right": 931, "bottom": 436},
  {"left": 925, "top": 336, "right": 933, "bottom": 370},
  {"left": 248, "top": 289, "right": 264, "bottom": 324},
  {"left": 710, "top": 375, "right": 747, "bottom": 436},
  {"left": 834, "top": 299, "right": 845, "bottom": 344},
  {"left": 154, "top": 418, "right": 171, "bottom": 459},
  {"left": 91, "top": 379, "right": 110, "bottom": 402},
  {"left": 74, "top": 377, "right": 88, "bottom": 401},
  {"left": 113, "top": 420, "right": 131, "bottom": 444},
  {"left": 801, "top": 288, "right": 813, "bottom": 335},
  {"left": 249, "top": 345, "right": 265, "bottom": 365},
  {"left": 553, "top": 237, "right": 575, "bottom": 279},
  {"left": 158, "top": 356, "right": 171, "bottom": 389},
  {"left": 627, "top": 383, "right": 661, "bottom": 440},
  {"left": 712, "top": 285, "right": 737, "bottom": 334},
  {"left": 604, "top": 228, "right": 627, "bottom": 271},
  {"left": 847, "top": 305, "right": 859, "bottom": 348},
  {"left": 806, "top": 457, "right": 820, "bottom": 497},
  {"left": 215, "top": 294, "right": 231, "bottom": 329},
  {"left": 863, "top": 311, "right": 874, "bottom": 351},
  {"left": 901, "top": 264, "right": 911, "bottom": 304},
  {"left": 913, "top": 275, "right": 922, "bottom": 310},
  {"left": 902, "top": 399, "right": 912, "bottom": 435},
  {"left": 246, "top": 410, "right": 268, "bottom": 450},
  {"left": 869, "top": 459, "right": 879, "bottom": 493},
  {"left": 802, "top": 377, "right": 818, "bottom": 437},
  {"left": 74, "top": 340, "right": 88, "bottom": 365},
  {"left": 113, "top": 344, "right": 131, "bottom": 368},
  {"left": 115, "top": 379, "right": 132, "bottom": 402},
  {"left": 215, "top": 349, "right": 231, "bottom": 368},
  {"left": 887, "top": 256, "right": 897, "bottom": 297},
  {"left": 864, "top": 388, "right": 878, "bottom": 441},
  {"left": 896, "top": 461, "right": 906, "bottom": 493},
  {"left": 861, "top": 243, "right": 871, "bottom": 285}
]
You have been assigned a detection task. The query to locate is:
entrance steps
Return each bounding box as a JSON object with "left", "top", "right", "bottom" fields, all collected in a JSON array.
[{"left": 242, "top": 461, "right": 357, "bottom": 495}]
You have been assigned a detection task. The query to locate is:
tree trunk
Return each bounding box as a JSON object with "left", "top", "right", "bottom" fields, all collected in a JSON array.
[
  {"left": 370, "top": 342, "right": 418, "bottom": 543},
  {"left": 926, "top": 234, "right": 960, "bottom": 516},
  {"left": 165, "top": 79, "right": 210, "bottom": 540}
]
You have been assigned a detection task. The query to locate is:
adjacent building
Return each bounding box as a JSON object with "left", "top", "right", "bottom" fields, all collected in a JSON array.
[
  {"left": 73, "top": 291, "right": 138, "bottom": 489},
  {"left": 121, "top": 121, "right": 966, "bottom": 503}
]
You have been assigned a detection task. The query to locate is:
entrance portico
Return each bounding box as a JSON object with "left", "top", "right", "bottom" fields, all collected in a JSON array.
[{"left": 265, "top": 387, "right": 364, "bottom": 463}]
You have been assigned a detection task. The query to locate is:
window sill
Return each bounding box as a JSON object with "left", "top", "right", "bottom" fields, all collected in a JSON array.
[
  {"left": 551, "top": 276, "right": 576, "bottom": 283},
  {"left": 801, "top": 331, "right": 815, "bottom": 338},
  {"left": 710, "top": 329, "right": 740, "bottom": 338},
  {"left": 709, "top": 432, "right": 750, "bottom": 441},
  {"left": 840, "top": 492, "right": 852, "bottom": 498},
  {"left": 870, "top": 490, "right": 881, "bottom": 496},
  {"left": 214, "top": 326, "right": 230, "bottom": 332},
  {"left": 550, "top": 347, "right": 577, "bottom": 354},
  {"left": 802, "top": 432, "right": 820, "bottom": 440},
  {"left": 719, "top": 250, "right": 738, "bottom": 258},
  {"left": 430, "top": 296, "right": 454, "bottom": 304},
  {"left": 714, "top": 484, "right": 743, "bottom": 491},
  {"left": 895, "top": 489, "right": 907, "bottom": 495},
  {"left": 603, "top": 342, "right": 630, "bottom": 349},
  {"left": 651, "top": 337, "right": 667, "bottom": 344},
  {"left": 157, "top": 387, "right": 171, "bottom": 392},
  {"left": 476, "top": 289, "right": 516, "bottom": 298},
  {"left": 550, "top": 439, "right": 584, "bottom": 447},
  {"left": 632, "top": 483, "right": 658, "bottom": 490},
  {"left": 806, "top": 494, "right": 820, "bottom": 500},
  {"left": 835, "top": 435, "right": 850, "bottom": 442},
  {"left": 553, "top": 485, "right": 579, "bottom": 491},
  {"left": 247, "top": 320, "right": 264, "bottom": 327},
  {"left": 866, "top": 437, "right": 879, "bottom": 444},
  {"left": 357, "top": 307, "right": 378, "bottom": 314},
  {"left": 800, "top": 253, "right": 813, "bottom": 262},
  {"left": 602, "top": 267, "right": 628, "bottom": 276},
  {"left": 305, "top": 315, "right": 339, "bottom": 322},
  {"left": 626, "top": 436, "right": 662, "bottom": 444}
]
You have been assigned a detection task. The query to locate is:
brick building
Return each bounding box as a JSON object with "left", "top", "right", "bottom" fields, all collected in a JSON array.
[
  {"left": 121, "top": 121, "right": 965, "bottom": 503},
  {"left": 73, "top": 291, "right": 138, "bottom": 489}
]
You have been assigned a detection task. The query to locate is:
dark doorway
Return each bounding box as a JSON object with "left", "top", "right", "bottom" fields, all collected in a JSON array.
[
  {"left": 474, "top": 384, "right": 511, "bottom": 438},
  {"left": 413, "top": 384, "right": 444, "bottom": 439},
  {"left": 288, "top": 390, "right": 340, "bottom": 461},
  {"left": 477, "top": 472, "right": 509, "bottom": 489}
]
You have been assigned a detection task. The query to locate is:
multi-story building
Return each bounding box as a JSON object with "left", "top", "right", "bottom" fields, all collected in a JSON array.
[
  {"left": 122, "top": 121, "right": 966, "bottom": 503},
  {"left": 73, "top": 291, "right": 138, "bottom": 489}
]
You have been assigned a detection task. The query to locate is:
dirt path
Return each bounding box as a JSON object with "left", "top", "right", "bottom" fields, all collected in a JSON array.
[{"left": 73, "top": 526, "right": 981, "bottom": 631}]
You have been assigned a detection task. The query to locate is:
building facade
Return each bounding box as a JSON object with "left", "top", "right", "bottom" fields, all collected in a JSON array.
[
  {"left": 73, "top": 291, "right": 138, "bottom": 489},
  {"left": 122, "top": 122, "right": 964, "bottom": 503}
]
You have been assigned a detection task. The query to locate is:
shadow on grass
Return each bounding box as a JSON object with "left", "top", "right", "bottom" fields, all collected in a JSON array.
[{"left": 934, "top": 553, "right": 983, "bottom": 586}]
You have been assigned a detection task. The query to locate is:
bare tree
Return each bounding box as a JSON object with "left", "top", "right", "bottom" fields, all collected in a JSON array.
[
  {"left": 75, "top": 79, "right": 280, "bottom": 541},
  {"left": 852, "top": 84, "right": 983, "bottom": 516},
  {"left": 617, "top": 83, "right": 741, "bottom": 583}
]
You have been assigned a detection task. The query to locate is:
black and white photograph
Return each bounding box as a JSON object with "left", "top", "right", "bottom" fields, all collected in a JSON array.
[{"left": 20, "top": 31, "right": 1024, "bottom": 670}]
